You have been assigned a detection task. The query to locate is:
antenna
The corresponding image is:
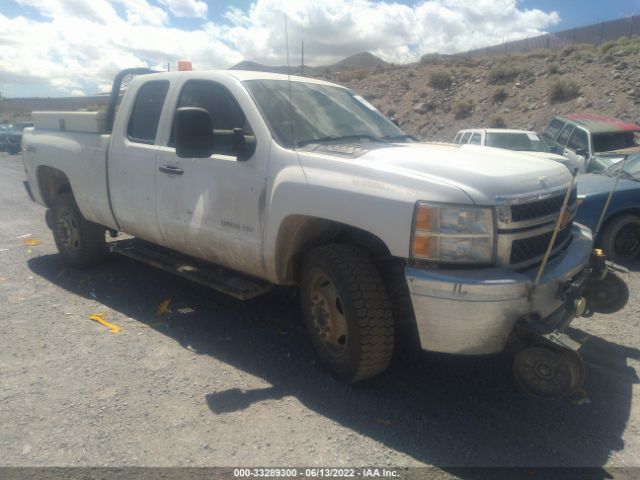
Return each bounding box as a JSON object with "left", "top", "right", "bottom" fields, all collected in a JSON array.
[{"left": 285, "top": 15, "right": 295, "bottom": 148}]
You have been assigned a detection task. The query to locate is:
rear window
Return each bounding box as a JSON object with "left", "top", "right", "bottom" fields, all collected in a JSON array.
[
  {"left": 485, "top": 132, "right": 547, "bottom": 152},
  {"left": 127, "top": 81, "right": 170, "bottom": 144}
]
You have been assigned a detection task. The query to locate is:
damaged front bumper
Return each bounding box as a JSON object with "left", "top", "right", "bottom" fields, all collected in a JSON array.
[{"left": 404, "top": 223, "right": 595, "bottom": 355}]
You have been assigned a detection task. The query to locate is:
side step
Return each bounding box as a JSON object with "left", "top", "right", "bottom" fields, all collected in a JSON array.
[{"left": 109, "top": 239, "right": 272, "bottom": 300}]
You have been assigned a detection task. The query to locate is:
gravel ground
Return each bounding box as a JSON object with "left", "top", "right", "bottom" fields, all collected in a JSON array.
[{"left": 1, "top": 152, "right": 639, "bottom": 476}]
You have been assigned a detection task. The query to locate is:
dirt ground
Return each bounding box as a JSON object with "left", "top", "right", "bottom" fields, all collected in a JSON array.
[{"left": 1, "top": 152, "right": 639, "bottom": 477}]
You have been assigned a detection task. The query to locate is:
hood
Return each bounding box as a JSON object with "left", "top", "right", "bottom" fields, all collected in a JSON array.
[
  {"left": 577, "top": 173, "right": 640, "bottom": 197},
  {"left": 519, "top": 151, "right": 570, "bottom": 162},
  {"left": 298, "top": 142, "right": 571, "bottom": 206}
]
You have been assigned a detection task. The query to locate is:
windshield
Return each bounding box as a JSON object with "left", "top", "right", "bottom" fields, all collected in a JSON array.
[
  {"left": 601, "top": 153, "right": 640, "bottom": 182},
  {"left": 485, "top": 132, "right": 548, "bottom": 152},
  {"left": 593, "top": 132, "right": 638, "bottom": 152},
  {"left": 244, "top": 79, "right": 405, "bottom": 148}
]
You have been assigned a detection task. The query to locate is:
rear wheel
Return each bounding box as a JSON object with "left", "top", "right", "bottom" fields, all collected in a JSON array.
[
  {"left": 600, "top": 214, "right": 640, "bottom": 261},
  {"left": 299, "top": 244, "right": 394, "bottom": 382},
  {"left": 52, "top": 192, "right": 106, "bottom": 268}
]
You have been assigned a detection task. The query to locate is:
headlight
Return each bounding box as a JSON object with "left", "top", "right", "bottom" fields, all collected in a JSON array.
[{"left": 411, "top": 202, "right": 495, "bottom": 264}]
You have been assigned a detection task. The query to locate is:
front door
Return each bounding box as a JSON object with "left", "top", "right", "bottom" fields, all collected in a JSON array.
[
  {"left": 564, "top": 127, "right": 589, "bottom": 173},
  {"left": 155, "top": 79, "right": 267, "bottom": 278}
]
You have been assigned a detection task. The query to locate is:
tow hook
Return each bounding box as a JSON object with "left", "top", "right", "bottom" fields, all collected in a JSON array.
[{"left": 583, "top": 249, "right": 629, "bottom": 315}]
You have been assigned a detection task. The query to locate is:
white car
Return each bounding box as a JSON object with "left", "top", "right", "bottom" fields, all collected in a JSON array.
[
  {"left": 20, "top": 68, "right": 626, "bottom": 395},
  {"left": 453, "top": 128, "right": 579, "bottom": 172}
]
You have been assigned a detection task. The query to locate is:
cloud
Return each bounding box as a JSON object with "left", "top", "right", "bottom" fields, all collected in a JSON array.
[
  {"left": 0, "top": 0, "right": 560, "bottom": 97},
  {"left": 69, "top": 89, "right": 87, "bottom": 96},
  {"left": 158, "top": 0, "right": 208, "bottom": 18}
]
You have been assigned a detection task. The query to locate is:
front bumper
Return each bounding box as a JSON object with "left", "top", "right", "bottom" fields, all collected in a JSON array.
[{"left": 405, "top": 223, "right": 593, "bottom": 354}]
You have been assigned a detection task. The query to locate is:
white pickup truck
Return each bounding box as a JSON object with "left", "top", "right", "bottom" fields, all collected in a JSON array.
[{"left": 22, "top": 68, "right": 628, "bottom": 396}]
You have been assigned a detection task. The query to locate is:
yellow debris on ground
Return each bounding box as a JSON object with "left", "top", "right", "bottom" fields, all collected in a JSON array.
[
  {"left": 155, "top": 298, "right": 172, "bottom": 317},
  {"left": 89, "top": 313, "right": 122, "bottom": 333}
]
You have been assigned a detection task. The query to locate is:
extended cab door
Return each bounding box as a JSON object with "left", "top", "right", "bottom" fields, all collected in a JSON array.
[
  {"left": 108, "top": 79, "right": 172, "bottom": 243},
  {"left": 154, "top": 78, "right": 268, "bottom": 278}
]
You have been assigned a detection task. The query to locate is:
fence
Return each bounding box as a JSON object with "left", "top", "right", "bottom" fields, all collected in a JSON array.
[{"left": 459, "top": 15, "right": 640, "bottom": 58}]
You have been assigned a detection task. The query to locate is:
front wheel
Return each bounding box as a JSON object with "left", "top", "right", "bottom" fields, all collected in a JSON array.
[
  {"left": 599, "top": 214, "right": 640, "bottom": 261},
  {"left": 299, "top": 244, "right": 394, "bottom": 382},
  {"left": 51, "top": 192, "right": 106, "bottom": 268}
]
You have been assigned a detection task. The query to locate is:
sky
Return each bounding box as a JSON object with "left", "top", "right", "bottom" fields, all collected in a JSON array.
[{"left": 0, "top": 0, "right": 638, "bottom": 98}]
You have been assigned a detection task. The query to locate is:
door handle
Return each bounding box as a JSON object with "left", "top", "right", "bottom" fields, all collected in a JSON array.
[{"left": 159, "top": 165, "right": 184, "bottom": 175}]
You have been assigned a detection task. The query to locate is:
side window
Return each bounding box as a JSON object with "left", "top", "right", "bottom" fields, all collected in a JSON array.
[
  {"left": 461, "top": 132, "right": 472, "bottom": 144},
  {"left": 544, "top": 118, "right": 565, "bottom": 140},
  {"left": 567, "top": 128, "right": 588, "bottom": 153},
  {"left": 172, "top": 80, "right": 252, "bottom": 155},
  {"left": 469, "top": 133, "right": 481, "bottom": 145},
  {"left": 127, "top": 81, "right": 170, "bottom": 144},
  {"left": 556, "top": 125, "right": 574, "bottom": 146}
]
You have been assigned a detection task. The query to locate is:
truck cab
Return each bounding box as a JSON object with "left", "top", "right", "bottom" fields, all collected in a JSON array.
[{"left": 542, "top": 113, "right": 640, "bottom": 174}]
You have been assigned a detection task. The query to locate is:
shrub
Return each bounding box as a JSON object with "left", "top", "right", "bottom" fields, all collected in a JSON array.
[
  {"left": 420, "top": 53, "right": 442, "bottom": 65},
  {"left": 548, "top": 78, "right": 580, "bottom": 102},
  {"left": 429, "top": 69, "right": 452, "bottom": 89},
  {"left": 486, "top": 64, "right": 522, "bottom": 84},
  {"left": 546, "top": 63, "right": 560, "bottom": 75},
  {"left": 453, "top": 99, "right": 474, "bottom": 119},
  {"left": 492, "top": 87, "right": 508, "bottom": 104},
  {"left": 600, "top": 40, "right": 619, "bottom": 54},
  {"left": 488, "top": 115, "right": 507, "bottom": 128}
]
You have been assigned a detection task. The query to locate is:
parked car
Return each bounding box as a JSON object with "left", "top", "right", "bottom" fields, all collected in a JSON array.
[
  {"left": 2, "top": 122, "right": 34, "bottom": 154},
  {"left": 20, "top": 68, "right": 628, "bottom": 396},
  {"left": 542, "top": 112, "right": 640, "bottom": 174},
  {"left": 576, "top": 153, "right": 640, "bottom": 261},
  {"left": 452, "top": 128, "right": 575, "bottom": 170}
]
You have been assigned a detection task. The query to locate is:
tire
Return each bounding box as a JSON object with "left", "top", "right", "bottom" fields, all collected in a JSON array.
[
  {"left": 299, "top": 244, "right": 394, "bottom": 382},
  {"left": 599, "top": 214, "right": 640, "bottom": 261},
  {"left": 585, "top": 272, "right": 629, "bottom": 314},
  {"left": 51, "top": 192, "right": 106, "bottom": 268}
]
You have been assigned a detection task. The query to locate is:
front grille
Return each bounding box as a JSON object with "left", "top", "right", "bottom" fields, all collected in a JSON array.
[
  {"left": 511, "top": 188, "right": 577, "bottom": 222},
  {"left": 510, "top": 222, "right": 573, "bottom": 265}
]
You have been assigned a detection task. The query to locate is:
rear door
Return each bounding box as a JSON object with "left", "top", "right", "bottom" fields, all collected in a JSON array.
[{"left": 108, "top": 79, "right": 171, "bottom": 243}]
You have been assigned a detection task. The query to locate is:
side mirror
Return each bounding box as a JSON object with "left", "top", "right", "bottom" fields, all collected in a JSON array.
[
  {"left": 232, "top": 127, "right": 257, "bottom": 161},
  {"left": 575, "top": 148, "right": 587, "bottom": 157},
  {"left": 175, "top": 107, "right": 215, "bottom": 158}
]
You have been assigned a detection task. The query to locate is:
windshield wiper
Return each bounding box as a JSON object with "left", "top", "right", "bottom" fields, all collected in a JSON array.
[{"left": 295, "top": 134, "right": 386, "bottom": 147}]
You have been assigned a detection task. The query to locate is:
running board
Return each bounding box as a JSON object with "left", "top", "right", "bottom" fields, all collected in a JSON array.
[{"left": 109, "top": 239, "right": 272, "bottom": 300}]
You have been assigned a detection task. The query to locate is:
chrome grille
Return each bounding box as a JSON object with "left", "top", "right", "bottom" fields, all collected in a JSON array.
[
  {"left": 510, "top": 189, "right": 578, "bottom": 223},
  {"left": 510, "top": 222, "right": 573, "bottom": 265},
  {"left": 495, "top": 185, "right": 577, "bottom": 269}
]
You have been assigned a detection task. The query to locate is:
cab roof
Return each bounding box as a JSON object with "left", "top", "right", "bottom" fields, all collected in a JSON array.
[
  {"left": 560, "top": 112, "right": 640, "bottom": 134},
  {"left": 142, "top": 69, "right": 344, "bottom": 88}
]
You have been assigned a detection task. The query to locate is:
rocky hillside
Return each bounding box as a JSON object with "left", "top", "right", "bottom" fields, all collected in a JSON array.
[{"left": 318, "top": 37, "right": 640, "bottom": 142}]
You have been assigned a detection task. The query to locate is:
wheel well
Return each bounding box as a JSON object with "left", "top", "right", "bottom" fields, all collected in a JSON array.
[
  {"left": 37, "top": 166, "right": 71, "bottom": 207},
  {"left": 598, "top": 208, "right": 640, "bottom": 238},
  {"left": 275, "top": 216, "right": 392, "bottom": 284}
]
